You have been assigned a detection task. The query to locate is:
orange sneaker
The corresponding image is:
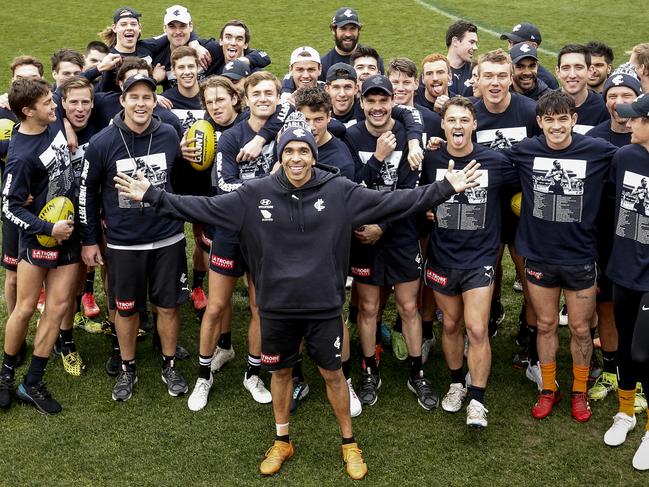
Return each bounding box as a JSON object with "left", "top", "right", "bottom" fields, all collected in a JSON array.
[
  {"left": 259, "top": 440, "right": 294, "bottom": 475},
  {"left": 342, "top": 443, "right": 368, "bottom": 480}
]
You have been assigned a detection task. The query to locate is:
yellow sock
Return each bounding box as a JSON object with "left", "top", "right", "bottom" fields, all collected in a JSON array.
[
  {"left": 540, "top": 362, "right": 557, "bottom": 392},
  {"left": 618, "top": 388, "right": 635, "bottom": 417},
  {"left": 572, "top": 364, "right": 590, "bottom": 393}
]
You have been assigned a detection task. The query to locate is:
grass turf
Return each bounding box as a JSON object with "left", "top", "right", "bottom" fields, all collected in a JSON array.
[{"left": 1, "top": 1, "right": 648, "bottom": 485}]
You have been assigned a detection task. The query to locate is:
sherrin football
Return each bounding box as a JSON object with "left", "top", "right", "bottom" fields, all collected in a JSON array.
[
  {"left": 37, "top": 196, "right": 75, "bottom": 248},
  {"left": 186, "top": 119, "right": 216, "bottom": 171},
  {"left": 0, "top": 118, "right": 15, "bottom": 141},
  {"left": 510, "top": 192, "right": 522, "bottom": 217}
]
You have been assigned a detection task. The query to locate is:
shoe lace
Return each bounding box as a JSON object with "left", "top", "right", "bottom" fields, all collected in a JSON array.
[
  {"left": 31, "top": 382, "right": 52, "bottom": 400},
  {"left": 264, "top": 443, "right": 287, "bottom": 459},
  {"left": 361, "top": 373, "right": 377, "bottom": 391},
  {"left": 468, "top": 401, "right": 488, "bottom": 418},
  {"left": 413, "top": 377, "right": 434, "bottom": 396},
  {"left": 116, "top": 371, "right": 134, "bottom": 388},
  {"left": 344, "top": 445, "right": 364, "bottom": 463},
  {"left": 164, "top": 366, "right": 182, "bottom": 384},
  {"left": 446, "top": 384, "right": 464, "bottom": 401},
  {"left": 196, "top": 379, "right": 211, "bottom": 395},
  {"left": 572, "top": 393, "right": 590, "bottom": 412}
]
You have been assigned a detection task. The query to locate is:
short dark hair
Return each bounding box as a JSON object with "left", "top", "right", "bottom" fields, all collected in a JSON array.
[
  {"left": 445, "top": 20, "right": 477, "bottom": 48},
  {"left": 295, "top": 87, "right": 332, "bottom": 114},
  {"left": 9, "top": 77, "right": 51, "bottom": 121},
  {"left": 585, "top": 41, "right": 614, "bottom": 64},
  {"left": 60, "top": 75, "right": 94, "bottom": 100},
  {"left": 387, "top": 58, "right": 417, "bottom": 79},
  {"left": 10, "top": 55, "right": 44, "bottom": 77},
  {"left": 557, "top": 44, "right": 591, "bottom": 67},
  {"left": 85, "top": 41, "right": 109, "bottom": 56},
  {"left": 171, "top": 46, "right": 198, "bottom": 68},
  {"left": 220, "top": 20, "right": 250, "bottom": 44},
  {"left": 441, "top": 96, "right": 476, "bottom": 119},
  {"left": 350, "top": 45, "right": 380, "bottom": 66},
  {"left": 536, "top": 90, "right": 576, "bottom": 117},
  {"left": 116, "top": 57, "right": 152, "bottom": 82},
  {"left": 51, "top": 48, "right": 84, "bottom": 73}
]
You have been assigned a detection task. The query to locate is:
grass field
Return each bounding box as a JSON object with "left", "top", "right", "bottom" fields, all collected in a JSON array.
[{"left": 1, "top": 1, "right": 648, "bottom": 486}]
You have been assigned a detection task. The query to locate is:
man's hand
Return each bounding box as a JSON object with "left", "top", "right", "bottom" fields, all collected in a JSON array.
[
  {"left": 280, "top": 92, "right": 295, "bottom": 106},
  {"left": 433, "top": 94, "right": 450, "bottom": 114},
  {"left": 425, "top": 209, "right": 436, "bottom": 222},
  {"left": 354, "top": 224, "right": 383, "bottom": 245},
  {"left": 407, "top": 139, "right": 423, "bottom": 170},
  {"left": 81, "top": 244, "right": 104, "bottom": 267},
  {"left": 114, "top": 171, "right": 151, "bottom": 202},
  {"left": 52, "top": 219, "right": 74, "bottom": 243},
  {"left": 97, "top": 53, "right": 122, "bottom": 72},
  {"left": 22, "top": 194, "right": 34, "bottom": 207},
  {"left": 0, "top": 93, "right": 8, "bottom": 110},
  {"left": 63, "top": 118, "right": 78, "bottom": 154},
  {"left": 426, "top": 137, "right": 446, "bottom": 151},
  {"left": 236, "top": 135, "right": 265, "bottom": 162},
  {"left": 444, "top": 159, "right": 481, "bottom": 193},
  {"left": 157, "top": 94, "right": 173, "bottom": 110},
  {"left": 180, "top": 135, "right": 200, "bottom": 163},
  {"left": 152, "top": 63, "right": 166, "bottom": 83},
  {"left": 374, "top": 131, "right": 397, "bottom": 162},
  {"left": 189, "top": 41, "right": 212, "bottom": 70}
]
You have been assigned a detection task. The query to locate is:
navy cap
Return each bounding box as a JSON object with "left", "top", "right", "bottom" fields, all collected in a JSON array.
[
  {"left": 332, "top": 7, "right": 361, "bottom": 27},
  {"left": 603, "top": 72, "right": 642, "bottom": 98},
  {"left": 509, "top": 43, "right": 538, "bottom": 64},
  {"left": 122, "top": 74, "right": 157, "bottom": 93},
  {"left": 326, "top": 63, "right": 357, "bottom": 82},
  {"left": 500, "top": 23, "right": 542, "bottom": 45},
  {"left": 221, "top": 59, "right": 251, "bottom": 80},
  {"left": 277, "top": 126, "right": 318, "bottom": 161},
  {"left": 361, "top": 75, "right": 393, "bottom": 97},
  {"left": 113, "top": 7, "right": 141, "bottom": 23},
  {"left": 616, "top": 94, "right": 649, "bottom": 118}
]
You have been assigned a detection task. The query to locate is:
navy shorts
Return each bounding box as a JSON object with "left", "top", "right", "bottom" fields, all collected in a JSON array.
[
  {"left": 424, "top": 262, "right": 495, "bottom": 296},
  {"left": 19, "top": 233, "right": 81, "bottom": 269},
  {"left": 525, "top": 259, "right": 598, "bottom": 291},
  {"left": 350, "top": 241, "right": 421, "bottom": 286},
  {"left": 208, "top": 237, "right": 247, "bottom": 277},
  {"left": 1, "top": 218, "right": 19, "bottom": 271}
]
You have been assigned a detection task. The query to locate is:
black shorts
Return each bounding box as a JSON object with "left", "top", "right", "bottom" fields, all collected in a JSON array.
[
  {"left": 107, "top": 239, "right": 189, "bottom": 317},
  {"left": 525, "top": 259, "right": 598, "bottom": 291},
  {"left": 1, "top": 219, "right": 19, "bottom": 271},
  {"left": 500, "top": 187, "right": 519, "bottom": 245},
  {"left": 350, "top": 241, "right": 421, "bottom": 286},
  {"left": 209, "top": 238, "right": 247, "bottom": 277},
  {"left": 424, "top": 261, "right": 495, "bottom": 296},
  {"left": 260, "top": 316, "right": 343, "bottom": 371},
  {"left": 19, "top": 233, "right": 81, "bottom": 269}
]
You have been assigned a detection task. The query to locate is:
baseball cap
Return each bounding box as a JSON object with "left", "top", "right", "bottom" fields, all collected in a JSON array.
[
  {"left": 500, "top": 23, "right": 542, "bottom": 45},
  {"left": 290, "top": 46, "right": 321, "bottom": 66},
  {"left": 361, "top": 75, "right": 393, "bottom": 97},
  {"left": 326, "top": 63, "right": 357, "bottom": 82},
  {"left": 277, "top": 126, "right": 318, "bottom": 160},
  {"left": 221, "top": 59, "right": 251, "bottom": 80},
  {"left": 509, "top": 43, "right": 539, "bottom": 64},
  {"left": 616, "top": 94, "right": 649, "bottom": 118},
  {"left": 113, "top": 7, "right": 141, "bottom": 23},
  {"left": 603, "top": 72, "right": 642, "bottom": 98},
  {"left": 122, "top": 74, "right": 157, "bottom": 93},
  {"left": 331, "top": 7, "right": 361, "bottom": 27},
  {"left": 164, "top": 5, "right": 191, "bottom": 25}
]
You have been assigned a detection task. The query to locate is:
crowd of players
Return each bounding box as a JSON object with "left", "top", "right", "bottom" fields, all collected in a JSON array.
[{"left": 1, "top": 4, "right": 649, "bottom": 479}]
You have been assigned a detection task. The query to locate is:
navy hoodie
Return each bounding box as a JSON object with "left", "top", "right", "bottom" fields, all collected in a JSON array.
[
  {"left": 142, "top": 165, "right": 456, "bottom": 319},
  {"left": 573, "top": 90, "right": 610, "bottom": 134},
  {"left": 79, "top": 112, "right": 183, "bottom": 246}
]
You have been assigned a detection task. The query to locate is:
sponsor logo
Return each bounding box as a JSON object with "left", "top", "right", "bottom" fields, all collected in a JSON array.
[
  {"left": 2, "top": 255, "right": 18, "bottom": 266},
  {"left": 31, "top": 249, "right": 58, "bottom": 261},
  {"left": 259, "top": 199, "right": 272, "bottom": 207},
  {"left": 526, "top": 268, "right": 543, "bottom": 280},
  {"left": 351, "top": 266, "right": 371, "bottom": 277},
  {"left": 426, "top": 269, "right": 448, "bottom": 286},
  {"left": 260, "top": 209, "right": 273, "bottom": 221},
  {"left": 314, "top": 198, "right": 325, "bottom": 212},
  {"left": 334, "top": 336, "right": 341, "bottom": 350},
  {"left": 211, "top": 254, "right": 235, "bottom": 270},
  {"left": 180, "top": 272, "right": 190, "bottom": 292},
  {"left": 115, "top": 299, "right": 135, "bottom": 311},
  {"left": 261, "top": 353, "right": 281, "bottom": 365},
  {"left": 642, "top": 306, "right": 649, "bottom": 311}
]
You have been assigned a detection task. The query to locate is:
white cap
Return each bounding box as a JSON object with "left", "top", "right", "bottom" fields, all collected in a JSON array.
[
  {"left": 290, "top": 46, "right": 321, "bottom": 66},
  {"left": 164, "top": 5, "right": 191, "bottom": 25}
]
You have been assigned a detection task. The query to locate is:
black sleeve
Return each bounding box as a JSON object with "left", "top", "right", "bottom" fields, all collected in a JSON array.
[
  {"left": 392, "top": 105, "right": 423, "bottom": 143},
  {"left": 244, "top": 48, "right": 271, "bottom": 69},
  {"left": 257, "top": 102, "right": 294, "bottom": 142}
]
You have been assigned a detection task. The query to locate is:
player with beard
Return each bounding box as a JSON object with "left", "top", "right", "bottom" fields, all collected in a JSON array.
[
  {"left": 601, "top": 95, "right": 649, "bottom": 470},
  {"left": 586, "top": 41, "right": 613, "bottom": 94},
  {"left": 422, "top": 96, "right": 519, "bottom": 428},
  {"left": 79, "top": 74, "right": 190, "bottom": 402},
  {"left": 415, "top": 53, "right": 453, "bottom": 113},
  {"left": 499, "top": 22, "right": 559, "bottom": 90},
  {"left": 504, "top": 91, "right": 618, "bottom": 423},
  {"left": 630, "top": 44, "right": 649, "bottom": 94},
  {"left": 344, "top": 75, "right": 437, "bottom": 411},
  {"left": 556, "top": 44, "right": 610, "bottom": 134},
  {"left": 0, "top": 78, "right": 77, "bottom": 414},
  {"left": 510, "top": 43, "right": 551, "bottom": 101},
  {"left": 445, "top": 20, "right": 478, "bottom": 97},
  {"left": 586, "top": 70, "right": 643, "bottom": 408}
]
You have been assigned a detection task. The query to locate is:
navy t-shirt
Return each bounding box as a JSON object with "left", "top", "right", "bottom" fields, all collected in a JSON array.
[
  {"left": 317, "top": 135, "right": 355, "bottom": 180},
  {"left": 474, "top": 92, "right": 540, "bottom": 149},
  {"left": 319, "top": 45, "right": 385, "bottom": 82},
  {"left": 160, "top": 87, "right": 205, "bottom": 132},
  {"left": 607, "top": 144, "right": 649, "bottom": 291},
  {"left": 573, "top": 90, "right": 610, "bottom": 134},
  {"left": 586, "top": 121, "right": 632, "bottom": 148},
  {"left": 450, "top": 63, "right": 473, "bottom": 97},
  {"left": 421, "top": 144, "right": 518, "bottom": 268},
  {"left": 504, "top": 133, "right": 618, "bottom": 264}
]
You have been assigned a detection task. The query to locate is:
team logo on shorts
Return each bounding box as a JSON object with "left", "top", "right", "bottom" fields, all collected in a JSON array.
[
  {"left": 526, "top": 268, "right": 543, "bottom": 280},
  {"left": 211, "top": 254, "right": 235, "bottom": 270},
  {"left": 351, "top": 266, "right": 371, "bottom": 277},
  {"left": 261, "top": 353, "right": 281, "bottom": 365},
  {"left": 31, "top": 249, "right": 58, "bottom": 261},
  {"left": 333, "top": 336, "right": 341, "bottom": 350},
  {"left": 426, "top": 268, "right": 448, "bottom": 286},
  {"left": 115, "top": 299, "right": 135, "bottom": 311},
  {"left": 314, "top": 198, "right": 325, "bottom": 212}
]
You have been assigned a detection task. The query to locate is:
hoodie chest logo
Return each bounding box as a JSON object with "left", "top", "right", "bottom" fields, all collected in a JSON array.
[
  {"left": 259, "top": 198, "right": 274, "bottom": 222},
  {"left": 314, "top": 198, "right": 325, "bottom": 212}
]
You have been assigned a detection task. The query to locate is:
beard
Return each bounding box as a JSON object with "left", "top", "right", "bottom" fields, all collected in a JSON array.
[{"left": 335, "top": 34, "right": 358, "bottom": 54}]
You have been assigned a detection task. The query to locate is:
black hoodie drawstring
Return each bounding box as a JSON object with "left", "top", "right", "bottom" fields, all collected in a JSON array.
[{"left": 288, "top": 191, "right": 305, "bottom": 233}]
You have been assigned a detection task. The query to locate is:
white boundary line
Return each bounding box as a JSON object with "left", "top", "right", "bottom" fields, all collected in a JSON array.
[{"left": 413, "top": 0, "right": 558, "bottom": 57}]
